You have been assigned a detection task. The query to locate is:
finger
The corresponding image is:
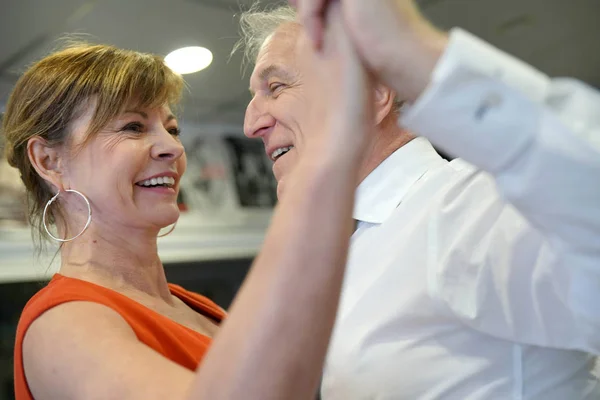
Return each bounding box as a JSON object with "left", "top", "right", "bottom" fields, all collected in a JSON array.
[
  {"left": 325, "top": 4, "right": 375, "bottom": 130},
  {"left": 296, "top": 0, "right": 329, "bottom": 49},
  {"left": 320, "top": 1, "right": 347, "bottom": 55}
]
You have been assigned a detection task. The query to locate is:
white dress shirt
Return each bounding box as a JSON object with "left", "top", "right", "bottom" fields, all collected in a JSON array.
[
  {"left": 321, "top": 29, "right": 600, "bottom": 400},
  {"left": 403, "top": 28, "right": 600, "bottom": 259}
]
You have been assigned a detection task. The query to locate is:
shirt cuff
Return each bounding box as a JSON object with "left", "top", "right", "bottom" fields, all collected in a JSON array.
[{"left": 400, "top": 28, "right": 552, "bottom": 173}]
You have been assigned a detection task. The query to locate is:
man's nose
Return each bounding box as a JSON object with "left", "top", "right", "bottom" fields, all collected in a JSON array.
[{"left": 244, "top": 97, "right": 276, "bottom": 139}]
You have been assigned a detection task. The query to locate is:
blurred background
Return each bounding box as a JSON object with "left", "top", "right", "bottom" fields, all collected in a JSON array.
[{"left": 0, "top": 0, "right": 599, "bottom": 397}]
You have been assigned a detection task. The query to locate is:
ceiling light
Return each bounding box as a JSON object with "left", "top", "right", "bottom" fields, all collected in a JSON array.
[{"left": 165, "top": 46, "right": 213, "bottom": 74}]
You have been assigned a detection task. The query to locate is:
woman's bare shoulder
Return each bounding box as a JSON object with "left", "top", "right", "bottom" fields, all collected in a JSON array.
[{"left": 22, "top": 301, "right": 194, "bottom": 400}]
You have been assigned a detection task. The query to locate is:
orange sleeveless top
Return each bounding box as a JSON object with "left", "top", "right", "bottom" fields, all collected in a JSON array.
[{"left": 14, "top": 274, "right": 226, "bottom": 400}]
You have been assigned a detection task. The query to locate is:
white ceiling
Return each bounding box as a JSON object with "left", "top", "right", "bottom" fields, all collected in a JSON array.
[{"left": 0, "top": 0, "right": 598, "bottom": 131}]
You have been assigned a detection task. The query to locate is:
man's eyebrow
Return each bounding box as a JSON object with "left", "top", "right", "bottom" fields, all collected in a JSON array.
[{"left": 259, "top": 64, "right": 286, "bottom": 81}]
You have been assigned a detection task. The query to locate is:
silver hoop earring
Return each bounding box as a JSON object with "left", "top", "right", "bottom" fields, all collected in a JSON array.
[
  {"left": 158, "top": 222, "right": 177, "bottom": 238},
  {"left": 42, "top": 189, "right": 92, "bottom": 242}
]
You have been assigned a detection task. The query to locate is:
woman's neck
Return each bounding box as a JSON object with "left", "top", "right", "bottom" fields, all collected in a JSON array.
[{"left": 58, "top": 225, "right": 173, "bottom": 304}]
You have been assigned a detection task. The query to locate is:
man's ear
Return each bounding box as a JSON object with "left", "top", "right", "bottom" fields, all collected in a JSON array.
[
  {"left": 373, "top": 84, "right": 397, "bottom": 126},
  {"left": 27, "top": 137, "right": 66, "bottom": 192}
]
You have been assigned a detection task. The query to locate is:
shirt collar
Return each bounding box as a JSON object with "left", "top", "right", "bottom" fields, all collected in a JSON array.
[{"left": 353, "top": 137, "right": 446, "bottom": 224}]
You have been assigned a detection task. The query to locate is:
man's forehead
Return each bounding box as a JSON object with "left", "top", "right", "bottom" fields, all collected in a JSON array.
[{"left": 252, "top": 24, "right": 301, "bottom": 76}]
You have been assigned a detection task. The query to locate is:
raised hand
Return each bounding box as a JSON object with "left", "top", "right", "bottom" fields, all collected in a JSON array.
[
  {"left": 292, "top": 0, "right": 448, "bottom": 103},
  {"left": 296, "top": 1, "right": 375, "bottom": 162}
]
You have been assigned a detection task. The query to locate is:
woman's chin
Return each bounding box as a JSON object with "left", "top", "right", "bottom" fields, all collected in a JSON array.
[{"left": 149, "top": 211, "right": 180, "bottom": 234}]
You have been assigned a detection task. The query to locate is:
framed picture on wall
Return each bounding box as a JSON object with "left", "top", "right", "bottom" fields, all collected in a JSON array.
[
  {"left": 224, "top": 137, "right": 277, "bottom": 209},
  {"left": 179, "top": 137, "right": 238, "bottom": 213}
]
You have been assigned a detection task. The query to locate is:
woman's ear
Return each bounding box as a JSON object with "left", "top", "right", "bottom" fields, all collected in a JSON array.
[
  {"left": 27, "top": 137, "right": 65, "bottom": 192},
  {"left": 373, "top": 84, "right": 397, "bottom": 126}
]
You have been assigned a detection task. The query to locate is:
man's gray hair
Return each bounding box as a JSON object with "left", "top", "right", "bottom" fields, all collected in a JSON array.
[
  {"left": 233, "top": 3, "right": 297, "bottom": 71},
  {"left": 233, "top": 2, "right": 404, "bottom": 112}
]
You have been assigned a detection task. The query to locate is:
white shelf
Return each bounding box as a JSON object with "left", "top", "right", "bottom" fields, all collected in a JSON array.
[{"left": 0, "top": 210, "right": 272, "bottom": 284}]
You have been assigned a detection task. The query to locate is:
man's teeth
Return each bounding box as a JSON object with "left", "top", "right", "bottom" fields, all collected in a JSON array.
[
  {"left": 139, "top": 176, "right": 176, "bottom": 187},
  {"left": 271, "top": 146, "right": 294, "bottom": 160}
]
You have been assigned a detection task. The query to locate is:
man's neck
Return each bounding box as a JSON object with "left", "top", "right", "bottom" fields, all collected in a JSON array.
[{"left": 357, "top": 124, "right": 415, "bottom": 184}]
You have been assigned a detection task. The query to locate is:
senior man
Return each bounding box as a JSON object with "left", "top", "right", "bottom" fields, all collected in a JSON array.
[{"left": 240, "top": 2, "right": 600, "bottom": 399}]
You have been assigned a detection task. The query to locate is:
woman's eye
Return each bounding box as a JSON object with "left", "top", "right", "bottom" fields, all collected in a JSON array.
[
  {"left": 120, "top": 122, "right": 180, "bottom": 137},
  {"left": 168, "top": 127, "right": 181, "bottom": 137},
  {"left": 122, "top": 122, "right": 144, "bottom": 133}
]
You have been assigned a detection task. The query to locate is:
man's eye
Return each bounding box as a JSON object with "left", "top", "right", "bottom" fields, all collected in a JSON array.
[
  {"left": 269, "top": 83, "right": 285, "bottom": 93},
  {"left": 168, "top": 127, "right": 181, "bottom": 137}
]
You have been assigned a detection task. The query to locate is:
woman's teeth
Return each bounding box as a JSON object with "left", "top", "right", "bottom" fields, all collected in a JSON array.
[{"left": 138, "top": 176, "right": 175, "bottom": 187}]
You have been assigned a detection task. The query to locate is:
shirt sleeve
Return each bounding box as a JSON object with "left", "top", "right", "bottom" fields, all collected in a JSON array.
[
  {"left": 425, "top": 166, "right": 600, "bottom": 353},
  {"left": 400, "top": 29, "right": 600, "bottom": 352},
  {"left": 400, "top": 28, "right": 600, "bottom": 255}
]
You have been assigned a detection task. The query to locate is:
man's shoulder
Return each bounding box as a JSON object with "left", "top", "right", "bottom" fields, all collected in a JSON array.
[
  {"left": 411, "top": 158, "right": 504, "bottom": 212},
  {"left": 447, "top": 157, "right": 476, "bottom": 173},
  {"left": 419, "top": 157, "right": 497, "bottom": 196}
]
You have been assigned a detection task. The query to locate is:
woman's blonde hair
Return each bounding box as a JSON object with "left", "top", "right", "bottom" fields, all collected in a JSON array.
[{"left": 1, "top": 43, "right": 184, "bottom": 248}]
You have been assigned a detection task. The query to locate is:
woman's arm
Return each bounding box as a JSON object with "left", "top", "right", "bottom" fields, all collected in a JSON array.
[{"left": 189, "top": 5, "right": 373, "bottom": 398}]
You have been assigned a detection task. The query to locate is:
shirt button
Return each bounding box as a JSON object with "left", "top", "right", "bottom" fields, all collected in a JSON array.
[{"left": 475, "top": 93, "right": 503, "bottom": 120}]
